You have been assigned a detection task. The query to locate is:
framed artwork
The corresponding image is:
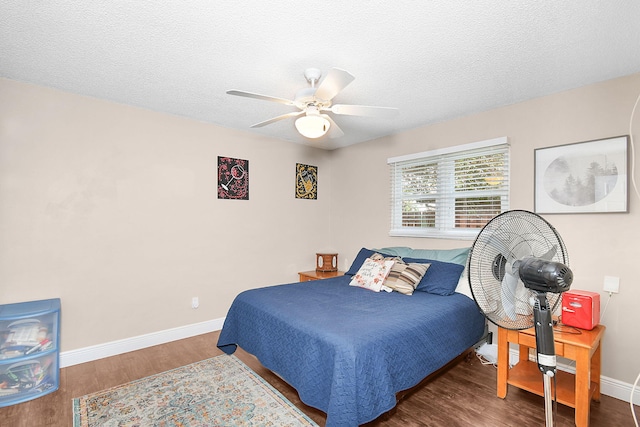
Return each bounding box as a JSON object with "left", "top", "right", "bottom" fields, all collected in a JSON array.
[
  {"left": 534, "top": 136, "right": 628, "bottom": 214},
  {"left": 295, "top": 163, "right": 317, "bottom": 199},
  {"left": 218, "top": 156, "right": 249, "bottom": 200}
]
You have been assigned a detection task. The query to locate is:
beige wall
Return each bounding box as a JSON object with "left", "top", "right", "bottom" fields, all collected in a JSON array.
[
  {"left": 1, "top": 73, "right": 639, "bottom": 386},
  {"left": 330, "top": 73, "right": 640, "bottom": 385},
  {"left": 0, "top": 78, "right": 334, "bottom": 351}
]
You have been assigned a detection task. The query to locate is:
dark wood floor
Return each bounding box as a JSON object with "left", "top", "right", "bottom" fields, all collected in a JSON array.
[{"left": 0, "top": 331, "right": 634, "bottom": 426}]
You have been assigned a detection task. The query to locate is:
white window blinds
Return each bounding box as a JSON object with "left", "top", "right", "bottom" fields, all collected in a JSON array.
[{"left": 388, "top": 137, "right": 510, "bottom": 239}]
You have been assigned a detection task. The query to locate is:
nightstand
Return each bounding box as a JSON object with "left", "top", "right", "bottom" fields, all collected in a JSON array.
[
  {"left": 298, "top": 270, "right": 345, "bottom": 282},
  {"left": 497, "top": 323, "right": 605, "bottom": 427}
]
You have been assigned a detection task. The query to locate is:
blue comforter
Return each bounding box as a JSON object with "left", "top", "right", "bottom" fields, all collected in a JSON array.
[{"left": 217, "top": 275, "right": 485, "bottom": 426}]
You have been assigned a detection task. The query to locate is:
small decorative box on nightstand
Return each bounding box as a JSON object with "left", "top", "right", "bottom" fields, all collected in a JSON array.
[{"left": 316, "top": 253, "right": 338, "bottom": 272}]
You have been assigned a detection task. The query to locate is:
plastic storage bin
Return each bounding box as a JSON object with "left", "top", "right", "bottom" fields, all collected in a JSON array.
[{"left": 0, "top": 298, "right": 60, "bottom": 407}]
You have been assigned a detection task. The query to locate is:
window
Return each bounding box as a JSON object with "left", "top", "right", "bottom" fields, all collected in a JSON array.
[{"left": 388, "top": 137, "right": 509, "bottom": 239}]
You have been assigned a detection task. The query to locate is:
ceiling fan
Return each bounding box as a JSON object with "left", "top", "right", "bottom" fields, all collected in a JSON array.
[{"left": 227, "top": 68, "right": 398, "bottom": 139}]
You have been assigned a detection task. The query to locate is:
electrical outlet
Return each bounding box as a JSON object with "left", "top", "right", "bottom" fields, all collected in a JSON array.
[
  {"left": 191, "top": 297, "right": 199, "bottom": 309},
  {"left": 603, "top": 276, "right": 620, "bottom": 294}
]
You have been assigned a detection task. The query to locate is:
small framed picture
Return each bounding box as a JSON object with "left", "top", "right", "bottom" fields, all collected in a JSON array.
[
  {"left": 218, "top": 156, "right": 249, "bottom": 200},
  {"left": 295, "top": 163, "right": 317, "bottom": 199},
  {"left": 534, "top": 136, "right": 628, "bottom": 214}
]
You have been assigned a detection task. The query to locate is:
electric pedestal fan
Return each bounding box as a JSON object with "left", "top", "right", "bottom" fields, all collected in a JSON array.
[{"left": 468, "top": 210, "right": 573, "bottom": 427}]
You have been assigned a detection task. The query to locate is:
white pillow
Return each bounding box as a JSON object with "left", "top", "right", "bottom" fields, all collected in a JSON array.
[
  {"left": 349, "top": 257, "right": 395, "bottom": 292},
  {"left": 455, "top": 266, "right": 472, "bottom": 298}
]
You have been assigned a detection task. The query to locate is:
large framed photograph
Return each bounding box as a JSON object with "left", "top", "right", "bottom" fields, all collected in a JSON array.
[{"left": 534, "top": 136, "right": 629, "bottom": 214}]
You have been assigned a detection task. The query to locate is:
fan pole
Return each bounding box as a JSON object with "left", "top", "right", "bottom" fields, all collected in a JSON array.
[{"left": 533, "top": 292, "right": 557, "bottom": 427}]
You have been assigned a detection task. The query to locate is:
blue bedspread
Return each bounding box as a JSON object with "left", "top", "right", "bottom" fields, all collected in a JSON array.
[{"left": 217, "top": 275, "right": 485, "bottom": 426}]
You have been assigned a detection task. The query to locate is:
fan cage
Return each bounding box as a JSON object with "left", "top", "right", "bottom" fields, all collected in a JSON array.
[{"left": 468, "top": 210, "right": 569, "bottom": 330}]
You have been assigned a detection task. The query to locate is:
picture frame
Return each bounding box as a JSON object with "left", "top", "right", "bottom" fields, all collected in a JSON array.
[
  {"left": 218, "top": 156, "right": 249, "bottom": 200},
  {"left": 534, "top": 136, "right": 629, "bottom": 214},
  {"left": 295, "top": 163, "right": 318, "bottom": 200}
]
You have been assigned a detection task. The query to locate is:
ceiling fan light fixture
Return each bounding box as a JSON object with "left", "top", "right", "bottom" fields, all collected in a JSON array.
[{"left": 295, "top": 114, "right": 330, "bottom": 139}]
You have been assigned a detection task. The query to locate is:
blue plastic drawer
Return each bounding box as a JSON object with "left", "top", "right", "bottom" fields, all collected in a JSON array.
[
  {"left": 0, "top": 298, "right": 60, "bottom": 407},
  {"left": 0, "top": 299, "right": 59, "bottom": 362},
  {"left": 0, "top": 350, "right": 59, "bottom": 407},
  {"left": 0, "top": 314, "right": 58, "bottom": 361}
]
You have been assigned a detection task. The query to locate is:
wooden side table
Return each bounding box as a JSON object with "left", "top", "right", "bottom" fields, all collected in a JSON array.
[
  {"left": 298, "top": 270, "right": 345, "bottom": 282},
  {"left": 497, "top": 324, "right": 605, "bottom": 427}
]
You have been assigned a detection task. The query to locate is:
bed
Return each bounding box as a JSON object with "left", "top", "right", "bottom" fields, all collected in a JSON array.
[{"left": 217, "top": 247, "right": 486, "bottom": 426}]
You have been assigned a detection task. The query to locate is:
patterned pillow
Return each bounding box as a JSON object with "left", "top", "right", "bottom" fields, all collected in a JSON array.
[
  {"left": 345, "top": 247, "right": 393, "bottom": 275},
  {"left": 371, "top": 253, "right": 430, "bottom": 295},
  {"left": 349, "top": 257, "right": 395, "bottom": 292}
]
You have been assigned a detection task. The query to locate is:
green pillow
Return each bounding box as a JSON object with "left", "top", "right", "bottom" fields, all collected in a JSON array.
[{"left": 375, "top": 246, "right": 470, "bottom": 266}]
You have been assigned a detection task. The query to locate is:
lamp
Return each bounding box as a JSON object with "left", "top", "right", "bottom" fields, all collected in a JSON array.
[{"left": 295, "top": 108, "right": 330, "bottom": 139}]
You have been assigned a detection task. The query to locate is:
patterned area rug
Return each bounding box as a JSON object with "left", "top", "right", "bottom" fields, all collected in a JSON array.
[{"left": 72, "top": 354, "right": 318, "bottom": 426}]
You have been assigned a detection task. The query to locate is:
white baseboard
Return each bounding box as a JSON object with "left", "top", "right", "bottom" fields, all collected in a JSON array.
[
  {"left": 60, "top": 317, "right": 225, "bottom": 368},
  {"left": 476, "top": 343, "right": 639, "bottom": 404},
  {"left": 600, "top": 374, "right": 640, "bottom": 405}
]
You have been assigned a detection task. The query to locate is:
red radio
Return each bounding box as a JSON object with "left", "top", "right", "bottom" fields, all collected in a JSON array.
[{"left": 561, "top": 290, "right": 600, "bottom": 330}]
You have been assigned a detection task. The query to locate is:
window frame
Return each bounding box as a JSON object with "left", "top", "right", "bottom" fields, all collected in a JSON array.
[{"left": 388, "top": 137, "right": 510, "bottom": 240}]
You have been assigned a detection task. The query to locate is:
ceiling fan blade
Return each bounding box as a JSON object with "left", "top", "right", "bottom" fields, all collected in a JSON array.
[
  {"left": 322, "top": 115, "right": 344, "bottom": 139},
  {"left": 329, "top": 104, "right": 399, "bottom": 118},
  {"left": 314, "top": 68, "right": 355, "bottom": 101},
  {"left": 227, "top": 90, "right": 295, "bottom": 106},
  {"left": 250, "top": 111, "right": 303, "bottom": 128}
]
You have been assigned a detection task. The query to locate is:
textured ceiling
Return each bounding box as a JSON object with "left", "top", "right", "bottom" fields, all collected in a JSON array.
[{"left": 2, "top": 2, "right": 640, "bottom": 150}]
